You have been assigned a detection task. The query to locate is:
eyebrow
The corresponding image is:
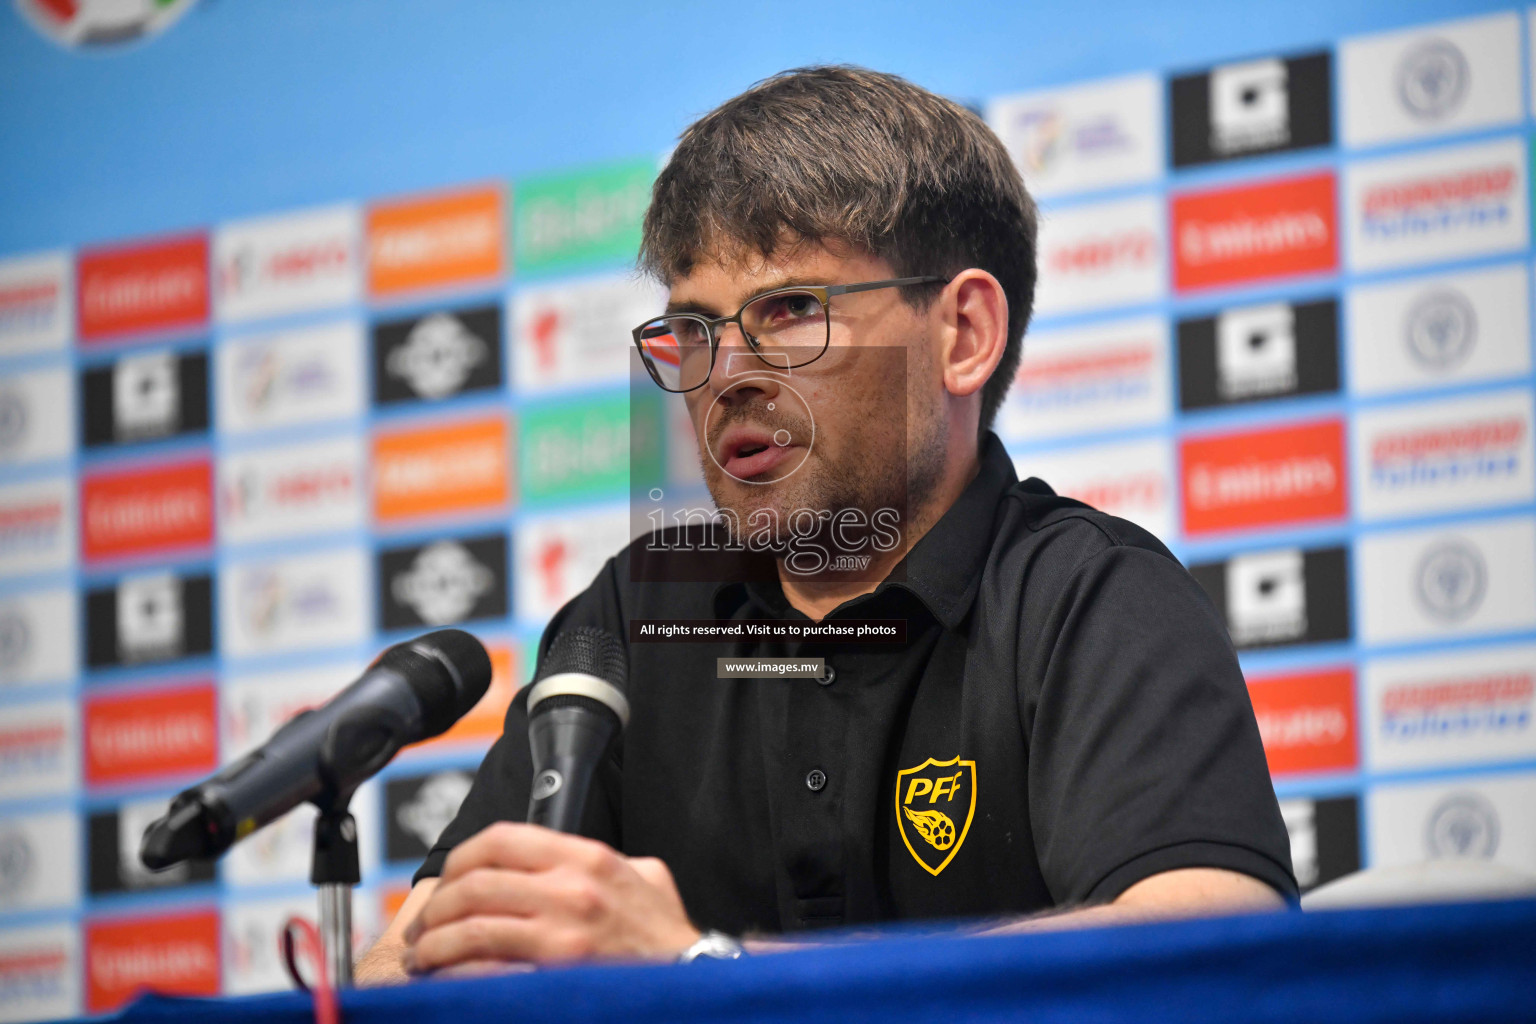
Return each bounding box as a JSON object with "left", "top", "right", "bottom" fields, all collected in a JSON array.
[{"left": 664, "top": 276, "right": 812, "bottom": 317}]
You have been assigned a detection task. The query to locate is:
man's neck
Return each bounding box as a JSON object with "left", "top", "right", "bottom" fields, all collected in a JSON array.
[{"left": 777, "top": 446, "right": 982, "bottom": 621}]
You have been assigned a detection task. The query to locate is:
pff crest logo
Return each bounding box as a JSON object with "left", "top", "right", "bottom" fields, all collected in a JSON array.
[{"left": 895, "top": 756, "right": 976, "bottom": 876}]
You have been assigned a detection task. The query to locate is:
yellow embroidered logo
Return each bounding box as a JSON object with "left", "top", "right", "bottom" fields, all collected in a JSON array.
[{"left": 895, "top": 756, "right": 976, "bottom": 876}]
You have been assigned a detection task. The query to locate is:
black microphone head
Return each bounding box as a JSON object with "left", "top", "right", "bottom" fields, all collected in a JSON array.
[
  {"left": 379, "top": 629, "right": 493, "bottom": 737},
  {"left": 535, "top": 627, "right": 627, "bottom": 691}
]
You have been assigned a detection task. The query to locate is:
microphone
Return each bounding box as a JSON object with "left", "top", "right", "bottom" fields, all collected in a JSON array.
[
  {"left": 140, "top": 629, "right": 493, "bottom": 870},
  {"left": 525, "top": 627, "right": 629, "bottom": 833}
]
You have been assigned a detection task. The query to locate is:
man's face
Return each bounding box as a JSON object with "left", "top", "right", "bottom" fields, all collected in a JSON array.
[{"left": 666, "top": 243, "right": 947, "bottom": 554}]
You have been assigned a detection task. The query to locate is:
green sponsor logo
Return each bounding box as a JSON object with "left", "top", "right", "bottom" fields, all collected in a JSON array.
[
  {"left": 519, "top": 392, "right": 664, "bottom": 501},
  {"left": 513, "top": 158, "right": 655, "bottom": 274}
]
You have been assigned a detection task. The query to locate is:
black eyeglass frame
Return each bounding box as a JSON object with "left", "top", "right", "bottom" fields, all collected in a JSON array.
[{"left": 630, "top": 275, "right": 950, "bottom": 393}]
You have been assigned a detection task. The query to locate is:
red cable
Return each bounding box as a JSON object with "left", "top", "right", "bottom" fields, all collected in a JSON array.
[{"left": 281, "top": 916, "right": 339, "bottom": 1024}]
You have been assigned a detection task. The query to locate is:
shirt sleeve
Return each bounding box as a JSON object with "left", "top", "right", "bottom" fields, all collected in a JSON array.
[
  {"left": 412, "top": 556, "right": 628, "bottom": 884},
  {"left": 1024, "top": 543, "right": 1299, "bottom": 905}
]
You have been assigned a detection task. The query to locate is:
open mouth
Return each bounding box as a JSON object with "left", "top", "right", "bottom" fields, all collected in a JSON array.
[{"left": 718, "top": 427, "right": 799, "bottom": 481}]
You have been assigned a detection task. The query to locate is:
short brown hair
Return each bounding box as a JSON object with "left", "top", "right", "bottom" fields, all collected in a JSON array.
[{"left": 639, "top": 65, "right": 1038, "bottom": 436}]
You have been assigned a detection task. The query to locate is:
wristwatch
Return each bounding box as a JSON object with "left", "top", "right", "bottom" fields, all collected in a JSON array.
[{"left": 677, "top": 930, "right": 746, "bottom": 963}]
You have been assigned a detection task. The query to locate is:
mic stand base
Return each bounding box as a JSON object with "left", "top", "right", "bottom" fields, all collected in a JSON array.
[{"left": 311, "top": 805, "right": 361, "bottom": 989}]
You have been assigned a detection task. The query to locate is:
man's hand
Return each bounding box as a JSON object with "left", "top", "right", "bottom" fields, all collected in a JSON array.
[{"left": 402, "top": 822, "right": 701, "bottom": 974}]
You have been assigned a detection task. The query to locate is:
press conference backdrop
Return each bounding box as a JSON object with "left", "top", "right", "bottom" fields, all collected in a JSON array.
[{"left": 1, "top": 0, "right": 1534, "bottom": 1018}]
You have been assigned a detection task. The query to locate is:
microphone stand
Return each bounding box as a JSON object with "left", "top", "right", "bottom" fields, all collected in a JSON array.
[{"left": 311, "top": 799, "right": 359, "bottom": 988}]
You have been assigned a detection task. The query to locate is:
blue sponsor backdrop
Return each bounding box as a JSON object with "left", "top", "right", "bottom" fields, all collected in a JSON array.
[{"left": 1, "top": 0, "right": 1534, "bottom": 1017}]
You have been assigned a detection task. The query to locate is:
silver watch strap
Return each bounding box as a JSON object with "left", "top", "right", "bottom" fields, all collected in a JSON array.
[{"left": 677, "top": 930, "right": 745, "bottom": 963}]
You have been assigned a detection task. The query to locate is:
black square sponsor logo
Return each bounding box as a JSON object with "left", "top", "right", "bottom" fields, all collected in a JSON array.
[
  {"left": 377, "top": 532, "right": 508, "bottom": 631},
  {"left": 372, "top": 304, "right": 503, "bottom": 406},
  {"left": 1281, "top": 794, "right": 1360, "bottom": 893},
  {"left": 82, "top": 349, "right": 209, "bottom": 448},
  {"left": 88, "top": 801, "right": 215, "bottom": 894},
  {"left": 1177, "top": 298, "right": 1338, "bottom": 410},
  {"left": 1189, "top": 544, "right": 1350, "bottom": 650},
  {"left": 384, "top": 769, "right": 477, "bottom": 863},
  {"left": 86, "top": 571, "right": 214, "bottom": 669},
  {"left": 1170, "top": 51, "right": 1332, "bottom": 168}
]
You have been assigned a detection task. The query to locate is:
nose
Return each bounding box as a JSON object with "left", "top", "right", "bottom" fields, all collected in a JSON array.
[{"left": 705, "top": 322, "right": 783, "bottom": 408}]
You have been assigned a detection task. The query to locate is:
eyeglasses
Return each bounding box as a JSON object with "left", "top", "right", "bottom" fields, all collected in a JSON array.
[{"left": 631, "top": 276, "right": 949, "bottom": 393}]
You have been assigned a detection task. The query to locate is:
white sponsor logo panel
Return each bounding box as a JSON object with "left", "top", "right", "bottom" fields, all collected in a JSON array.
[
  {"left": 986, "top": 74, "right": 1164, "bottom": 199},
  {"left": 1352, "top": 388, "right": 1535, "bottom": 521},
  {"left": 214, "top": 204, "right": 361, "bottom": 323},
  {"left": 1013, "top": 436, "right": 1177, "bottom": 544},
  {"left": 0, "top": 587, "right": 77, "bottom": 688},
  {"left": 1365, "top": 642, "right": 1536, "bottom": 772},
  {"left": 1368, "top": 771, "right": 1536, "bottom": 872},
  {"left": 0, "top": 921, "right": 80, "bottom": 1024},
  {"left": 1347, "top": 262, "right": 1530, "bottom": 396},
  {"left": 515, "top": 505, "right": 631, "bottom": 622},
  {"left": 1345, "top": 137, "right": 1528, "bottom": 272},
  {"left": 0, "top": 477, "right": 75, "bottom": 578},
  {"left": 511, "top": 274, "right": 663, "bottom": 395},
  {"left": 0, "top": 810, "right": 79, "bottom": 912},
  {"left": 216, "top": 320, "right": 365, "bottom": 434},
  {"left": 1000, "top": 315, "right": 1171, "bottom": 442},
  {"left": 0, "top": 251, "right": 72, "bottom": 357},
  {"left": 219, "top": 546, "right": 370, "bottom": 658},
  {"left": 218, "top": 434, "right": 366, "bottom": 545},
  {"left": 0, "top": 367, "right": 73, "bottom": 466},
  {"left": 0, "top": 699, "right": 77, "bottom": 800},
  {"left": 1033, "top": 195, "right": 1166, "bottom": 316},
  {"left": 1341, "top": 11, "right": 1521, "bottom": 149},
  {"left": 1358, "top": 515, "right": 1536, "bottom": 646}
]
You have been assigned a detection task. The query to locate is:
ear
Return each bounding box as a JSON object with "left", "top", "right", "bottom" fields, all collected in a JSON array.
[{"left": 936, "top": 269, "right": 1009, "bottom": 400}]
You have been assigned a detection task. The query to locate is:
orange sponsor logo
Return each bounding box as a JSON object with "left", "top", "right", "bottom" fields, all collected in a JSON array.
[
  {"left": 1181, "top": 419, "right": 1347, "bottom": 536},
  {"left": 409, "top": 645, "right": 516, "bottom": 753},
  {"left": 366, "top": 185, "right": 505, "bottom": 296},
  {"left": 1172, "top": 173, "right": 1338, "bottom": 292},
  {"left": 86, "top": 909, "right": 221, "bottom": 1013},
  {"left": 1248, "top": 668, "right": 1357, "bottom": 776},
  {"left": 79, "top": 234, "right": 209, "bottom": 341},
  {"left": 84, "top": 683, "right": 218, "bottom": 786},
  {"left": 373, "top": 417, "right": 510, "bottom": 522},
  {"left": 82, "top": 459, "right": 214, "bottom": 562}
]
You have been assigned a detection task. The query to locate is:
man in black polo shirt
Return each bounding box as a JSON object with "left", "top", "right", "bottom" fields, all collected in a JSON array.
[{"left": 359, "top": 65, "right": 1294, "bottom": 982}]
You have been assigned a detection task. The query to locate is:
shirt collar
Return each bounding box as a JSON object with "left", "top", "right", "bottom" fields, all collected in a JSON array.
[{"left": 713, "top": 432, "right": 1020, "bottom": 630}]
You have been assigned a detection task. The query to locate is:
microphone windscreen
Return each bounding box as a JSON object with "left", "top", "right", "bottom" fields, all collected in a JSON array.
[
  {"left": 380, "top": 629, "right": 493, "bottom": 736},
  {"left": 536, "top": 627, "right": 627, "bottom": 691}
]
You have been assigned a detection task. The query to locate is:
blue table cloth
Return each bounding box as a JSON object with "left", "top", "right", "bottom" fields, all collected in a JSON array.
[{"left": 102, "top": 898, "right": 1536, "bottom": 1024}]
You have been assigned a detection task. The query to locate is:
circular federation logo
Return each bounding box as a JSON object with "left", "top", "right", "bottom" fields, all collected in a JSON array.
[
  {"left": 0, "top": 826, "right": 32, "bottom": 898},
  {"left": 0, "top": 606, "right": 31, "bottom": 675},
  {"left": 1415, "top": 540, "right": 1487, "bottom": 623},
  {"left": 1403, "top": 288, "right": 1477, "bottom": 373},
  {"left": 1425, "top": 792, "right": 1500, "bottom": 859},
  {"left": 1396, "top": 38, "right": 1470, "bottom": 121},
  {"left": 17, "top": 0, "right": 199, "bottom": 49},
  {"left": 0, "top": 388, "right": 26, "bottom": 453}
]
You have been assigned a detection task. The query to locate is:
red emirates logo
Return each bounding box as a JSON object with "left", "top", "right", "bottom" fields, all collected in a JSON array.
[
  {"left": 1172, "top": 173, "right": 1338, "bottom": 291},
  {"left": 82, "top": 459, "right": 214, "bottom": 562},
  {"left": 1181, "top": 419, "right": 1347, "bottom": 535},
  {"left": 1248, "top": 668, "right": 1358, "bottom": 776},
  {"left": 79, "top": 234, "right": 209, "bottom": 342},
  {"left": 84, "top": 683, "right": 218, "bottom": 786},
  {"left": 86, "top": 910, "right": 220, "bottom": 1013}
]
